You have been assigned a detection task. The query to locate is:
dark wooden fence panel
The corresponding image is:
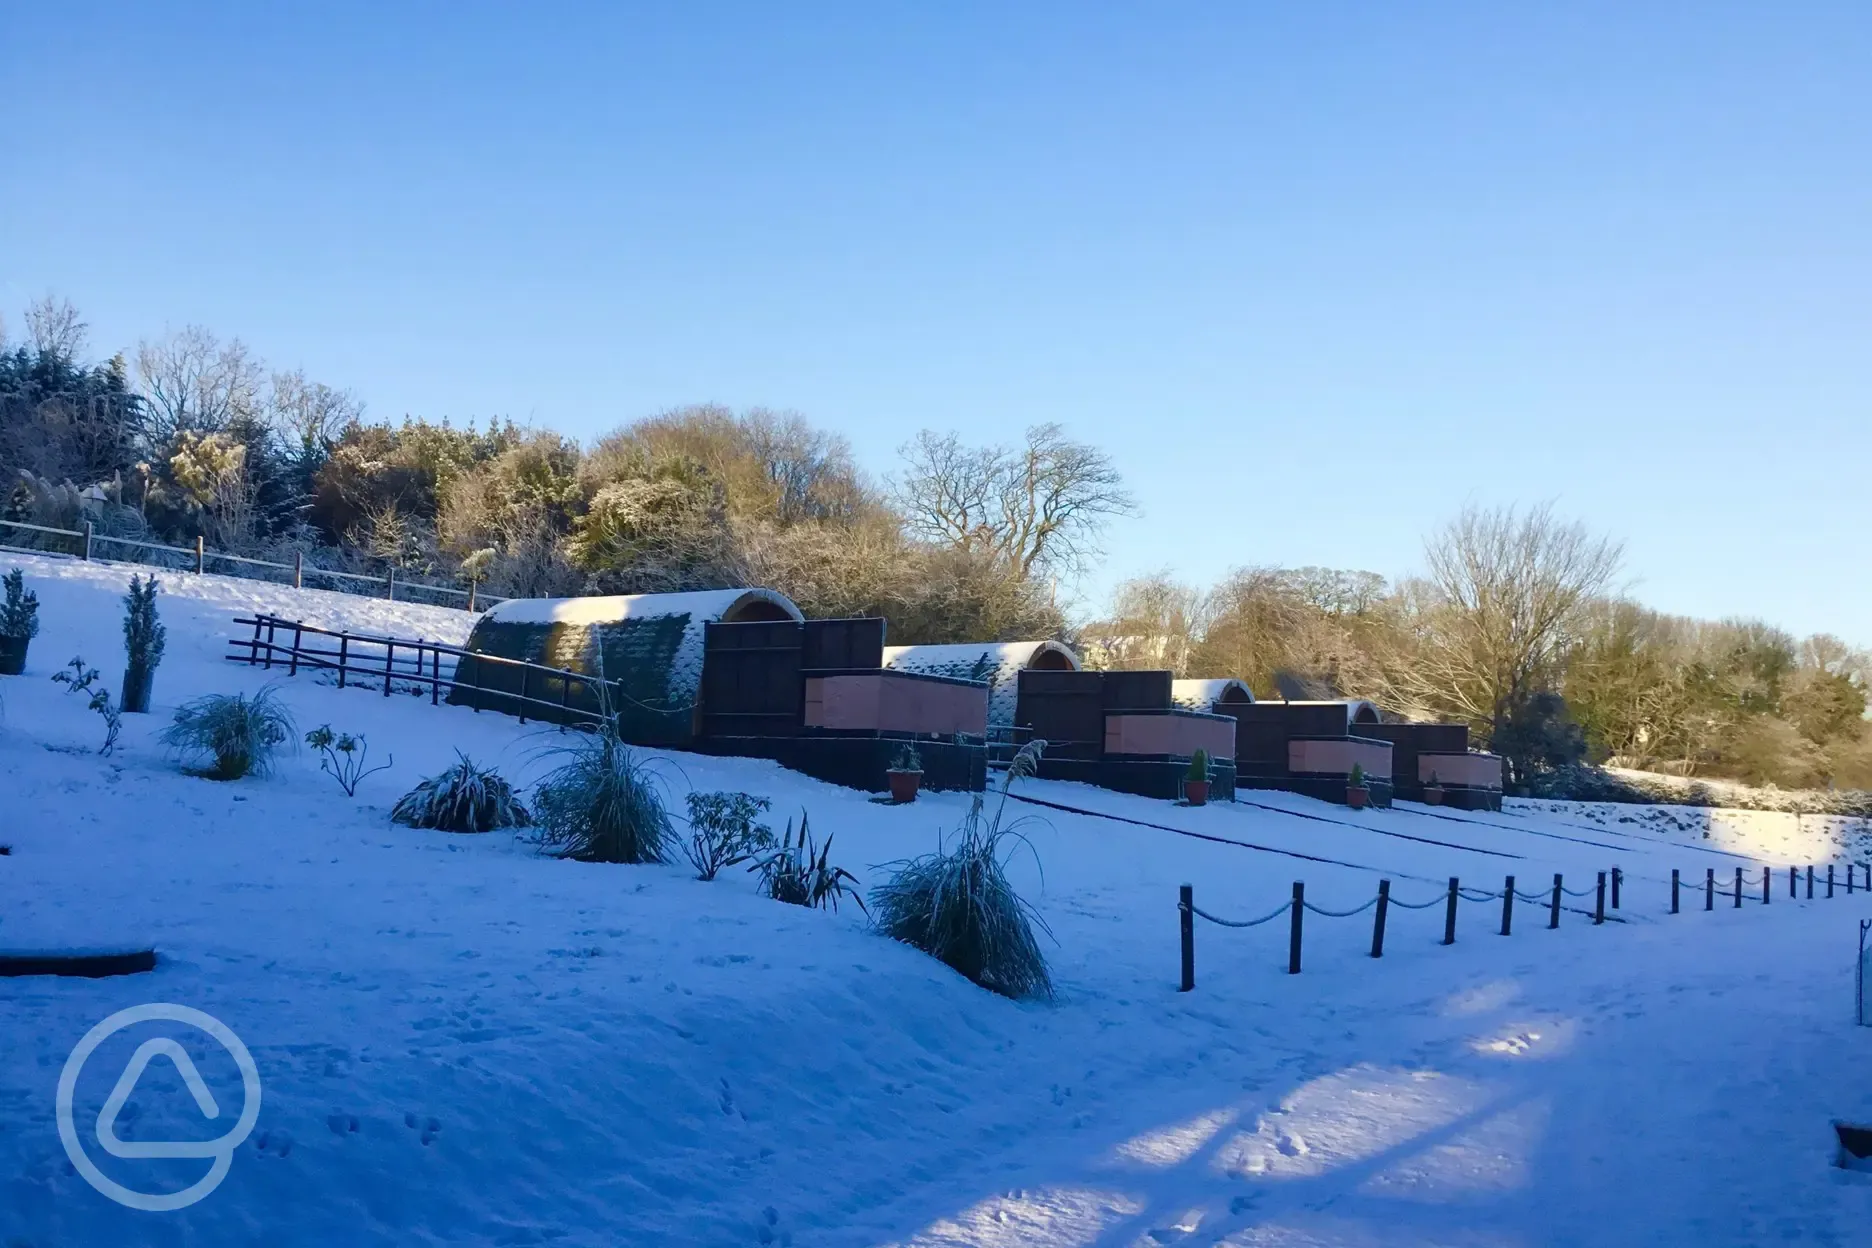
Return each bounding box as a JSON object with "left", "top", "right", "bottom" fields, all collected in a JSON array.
[
  {"left": 702, "top": 620, "right": 806, "bottom": 739},
  {"left": 1101, "top": 669, "right": 1174, "bottom": 711},
  {"left": 802, "top": 617, "right": 886, "bottom": 671},
  {"left": 1016, "top": 669, "right": 1105, "bottom": 760}
]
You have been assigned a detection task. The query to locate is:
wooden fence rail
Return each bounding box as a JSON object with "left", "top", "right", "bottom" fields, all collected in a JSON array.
[
  {"left": 225, "top": 613, "right": 624, "bottom": 726},
  {"left": 0, "top": 518, "right": 503, "bottom": 613}
]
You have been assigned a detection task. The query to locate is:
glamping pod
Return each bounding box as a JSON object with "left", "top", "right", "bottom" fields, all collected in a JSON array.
[
  {"left": 1208, "top": 698, "right": 1396, "bottom": 808},
  {"left": 1171, "top": 678, "right": 1255, "bottom": 712},
  {"left": 884, "top": 640, "right": 1080, "bottom": 728},
  {"left": 1351, "top": 721, "right": 1504, "bottom": 811},
  {"left": 449, "top": 589, "right": 803, "bottom": 744},
  {"left": 449, "top": 589, "right": 990, "bottom": 793},
  {"left": 1013, "top": 667, "right": 1237, "bottom": 801}
]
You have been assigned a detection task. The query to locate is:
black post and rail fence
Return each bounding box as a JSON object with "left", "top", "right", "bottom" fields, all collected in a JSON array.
[
  {"left": 1175, "top": 859, "right": 1872, "bottom": 991},
  {"left": 0, "top": 518, "right": 502, "bottom": 614}
]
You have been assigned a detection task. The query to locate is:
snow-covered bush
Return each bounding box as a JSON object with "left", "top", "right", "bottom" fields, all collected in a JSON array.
[
  {"left": 870, "top": 739, "right": 1054, "bottom": 999},
  {"left": 160, "top": 687, "right": 295, "bottom": 780},
  {"left": 682, "top": 790, "right": 773, "bottom": 881},
  {"left": 51, "top": 656, "right": 122, "bottom": 755},
  {"left": 0, "top": 568, "right": 39, "bottom": 641},
  {"left": 393, "top": 753, "right": 529, "bottom": 832},
  {"left": 306, "top": 724, "right": 393, "bottom": 797},
  {"left": 532, "top": 724, "right": 672, "bottom": 863},
  {"left": 750, "top": 811, "right": 864, "bottom": 913}
]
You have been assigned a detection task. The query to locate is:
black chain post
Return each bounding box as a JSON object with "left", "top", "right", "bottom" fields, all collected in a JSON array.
[
  {"left": 1178, "top": 884, "right": 1194, "bottom": 992},
  {"left": 1807, "top": 866, "right": 1814, "bottom": 899},
  {"left": 1501, "top": 875, "right": 1515, "bottom": 936},
  {"left": 1594, "top": 872, "right": 1606, "bottom": 925},
  {"left": 1549, "top": 873, "right": 1562, "bottom": 929},
  {"left": 1288, "top": 882, "right": 1304, "bottom": 975},
  {"left": 1829, "top": 864, "right": 1835, "bottom": 899},
  {"left": 1789, "top": 866, "right": 1797, "bottom": 899},
  {"left": 1611, "top": 867, "right": 1622, "bottom": 910},
  {"left": 1705, "top": 867, "right": 1714, "bottom": 911},
  {"left": 1443, "top": 877, "right": 1459, "bottom": 946},
  {"left": 1764, "top": 866, "right": 1771, "bottom": 905},
  {"left": 1671, "top": 869, "right": 1679, "bottom": 914},
  {"left": 1370, "top": 879, "right": 1390, "bottom": 959},
  {"left": 1734, "top": 866, "right": 1743, "bottom": 909}
]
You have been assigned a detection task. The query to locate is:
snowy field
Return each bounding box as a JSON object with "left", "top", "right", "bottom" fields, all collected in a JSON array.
[{"left": 3, "top": 551, "right": 1872, "bottom": 1247}]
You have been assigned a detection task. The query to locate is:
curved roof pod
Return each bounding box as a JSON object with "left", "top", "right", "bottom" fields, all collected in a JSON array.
[
  {"left": 1274, "top": 698, "right": 1382, "bottom": 726},
  {"left": 455, "top": 588, "right": 805, "bottom": 741},
  {"left": 1171, "top": 678, "right": 1255, "bottom": 712},
  {"left": 883, "top": 640, "right": 1080, "bottom": 726}
]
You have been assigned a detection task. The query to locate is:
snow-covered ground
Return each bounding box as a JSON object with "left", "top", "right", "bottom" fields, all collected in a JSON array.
[{"left": 4, "top": 551, "right": 1872, "bottom": 1246}]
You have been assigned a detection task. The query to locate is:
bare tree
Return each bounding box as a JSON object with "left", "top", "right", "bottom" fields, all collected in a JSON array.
[
  {"left": 1387, "top": 503, "right": 1623, "bottom": 741},
  {"left": 24, "top": 295, "right": 88, "bottom": 360},
  {"left": 135, "top": 326, "right": 263, "bottom": 442},
  {"left": 895, "top": 423, "right": 1137, "bottom": 579},
  {"left": 268, "top": 369, "right": 361, "bottom": 458},
  {"left": 1081, "top": 572, "right": 1206, "bottom": 672}
]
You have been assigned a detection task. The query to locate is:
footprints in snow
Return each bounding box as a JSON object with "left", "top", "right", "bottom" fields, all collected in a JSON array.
[{"left": 320, "top": 1109, "right": 440, "bottom": 1147}]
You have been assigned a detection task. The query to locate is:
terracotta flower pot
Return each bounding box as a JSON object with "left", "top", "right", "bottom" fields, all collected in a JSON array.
[
  {"left": 1184, "top": 779, "right": 1210, "bottom": 807},
  {"left": 887, "top": 769, "right": 922, "bottom": 803},
  {"left": 1422, "top": 786, "right": 1445, "bottom": 806},
  {"left": 1346, "top": 784, "right": 1371, "bottom": 810},
  {"left": 0, "top": 633, "right": 27, "bottom": 676}
]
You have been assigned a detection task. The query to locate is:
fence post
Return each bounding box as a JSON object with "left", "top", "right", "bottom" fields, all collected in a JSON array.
[
  {"left": 293, "top": 550, "right": 303, "bottom": 589},
  {"left": 1442, "top": 877, "right": 1459, "bottom": 946},
  {"left": 517, "top": 666, "right": 530, "bottom": 725},
  {"left": 1829, "top": 864, "right": 1836, "bottom": 899},
  {"left": 263, "top": 618, "right": 277, "bottom": 671},
  {"left": 1671, "top": 868, "right": 1680, "bottom": 915},
  {"left": 195, "top": 535, "right": 205, "bottom": 574},
  {"left": 1371, "top": 879, "right": 1390, "bottom": 958},
  {"left": 1549, "top": 873, "right": 1562, "bottom": 929},
  {"left": 1734, "top": 866, "right": 1742, "bottom": 908},
  {"left": 467, "top": 579, "right": 478, "bottom": 613},
  {"left": 431, "top": 646, "right": 441, "bottom": 705},
  {"left": 337, "top": 632, "right": 349, "bottom": 690},
  {"left": 81, "top": 520, "right": 93, "bottom": 561},
  {"left": 1611, "top": 866, "right": 1622, "bottom": 910},
  {"left": 1288, "top": 882, "right": 1304, "bottom": 974},
  {"left": 1763, "top": 866, "right": 1771, "bottom": 905},
  {"left": 1705, "top": 867, "right": 1714, "bottom": 911},
  {"left": 1501, "top": 875, "right": 1515, "bottom": 936},
  {"left": 387, "top": 566, "right": 395, "bottom": 601},
  {"left": 1594, "top": 872, "right": 1606, "bottom": 925},
  {"left": 384, "top": 641, "right": 395, "bottom": 697},
  {"left": 1178, "top": 885, "right": 1194, "bottom": 992},
  {"left": 1807, "top": 866, "right": 1814, "bottom": 899},
  {"left": 289, "top": 622, "right": 303, "bottom": 677}
]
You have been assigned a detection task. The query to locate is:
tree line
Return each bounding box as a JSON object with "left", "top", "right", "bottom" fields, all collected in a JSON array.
[{"left": 3, "top": 296, "right": 1863, "bottom": 793}]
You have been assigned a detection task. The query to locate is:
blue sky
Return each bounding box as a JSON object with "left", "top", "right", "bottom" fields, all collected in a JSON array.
[{"left": 3, "top": 3, "right": 1867, "bottom": 640}]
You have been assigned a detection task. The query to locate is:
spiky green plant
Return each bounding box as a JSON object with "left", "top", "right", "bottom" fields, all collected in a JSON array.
[
  {"left": 393, "top": 753, "right": 529, "bottom": 832},
  {"left": 750, "top": 811, "right": 864, "bottom": 913},
  {"left": 891, "top": 741, "right": 923, "bottom": 773},
  {"left": 160, "top": 687, "right": 296, "bottom": 779},
  {"left": 532, "top": 722, "right": 672, "bottom": 863},
  {"left": 1349, "top": 761, "right": 1366, "bottom": 788},
  {"left": 869, "top": 739, "right": 1054, "bottom": 999},
  {"left": 1186, "top": 748, "right": 1209, "bottom": 783}
]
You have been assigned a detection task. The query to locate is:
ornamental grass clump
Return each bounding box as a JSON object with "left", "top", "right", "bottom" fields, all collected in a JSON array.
[
  {"left": 160, "top": 687, "right": 296, "bottom": 780},
  {"left": 393, "top": 752, "right": 529, "bottom": 832},
  {"left": 532, "top": 721, "right": 673, "bottom": 864},
  {"left": 869, "top": 739, "right": 1055, "bottom": 1000}
]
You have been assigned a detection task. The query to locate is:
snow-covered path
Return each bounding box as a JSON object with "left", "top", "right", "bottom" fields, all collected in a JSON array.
[{"left": 3, "top": 553, "right": 1870, "bottom": 1246}]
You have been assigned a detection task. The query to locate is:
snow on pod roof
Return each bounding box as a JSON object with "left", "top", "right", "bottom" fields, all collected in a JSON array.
[
  {"left": 478, "top": 587, "right": 802, "bottom": 628},
  {"left": 1171, "top": 678, "right": 1255, "bottom": 711},
  {"left": 883, "top": 640, "right": 1080, "bottom": 726},
  {"left": 1275, "top": 698, "right": 1382, "bottom": 726}
]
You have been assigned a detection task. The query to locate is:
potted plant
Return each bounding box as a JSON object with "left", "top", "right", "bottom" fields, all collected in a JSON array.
[
  {"left": 121, "top": 575, "right": 166, "bottom": 713},
  {"left": 1346, "top": 761, "right": 1371, "bottom": 810},
  {"left": 1422, "top": 769, "right": 1446, "bottom": 806},
  {"left": 0, "top": 568, "right": 39, "bottom": 677},
  {"left": 1184, "top": 748, "right": 1212, "bottom": 806},
  {"left": 887, "top": 742, "right": 924, "bottom": 803}
]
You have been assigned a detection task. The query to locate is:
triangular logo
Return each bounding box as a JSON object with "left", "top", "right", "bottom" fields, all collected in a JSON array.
[{"left": 95, "top": 1039, "right": 225, "bottom": 1160}]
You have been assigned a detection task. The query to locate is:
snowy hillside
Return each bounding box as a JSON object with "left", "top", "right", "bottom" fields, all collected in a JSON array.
[{"left": 4, "top": 551, "right": 1872, "bottom": 1247}]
